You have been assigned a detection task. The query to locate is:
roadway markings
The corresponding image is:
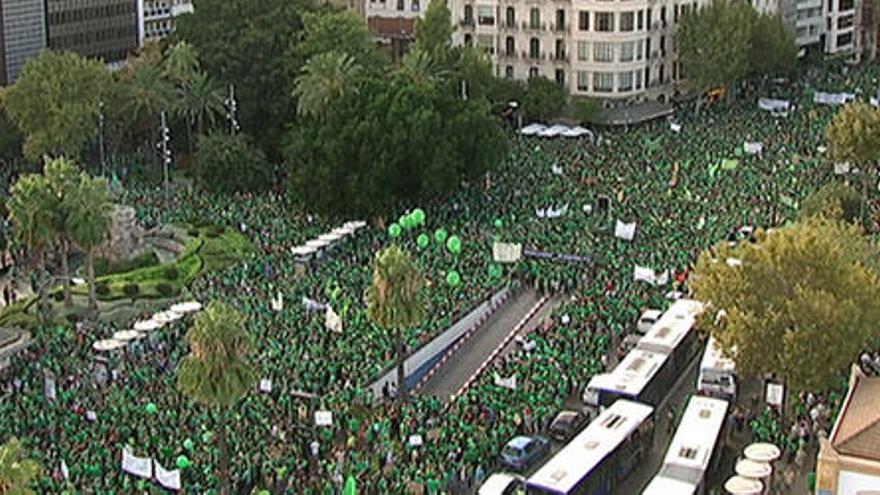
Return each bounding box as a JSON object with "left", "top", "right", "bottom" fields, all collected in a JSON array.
[{"left": 448, "top": 295, "right": 549, "bottom": 403}]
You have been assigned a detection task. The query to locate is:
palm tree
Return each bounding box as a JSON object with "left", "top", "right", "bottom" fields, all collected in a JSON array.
[
  {"left": 42, "top": 158, "right": 79, "bottom": 308},
  {"left": 365, "top": 245, "right": 426, "bottom": 401},
  {"left": 293, "top": 52, "right": 363, "bottom": 118},
  {"left": 177, "top": 300, "right": 255, "bottom": 495},
  {"left": 164, "top": 41, "right": 200, "bottom": 87},
  {"left": 123, "top": 63, "right": 175, "bottom": 134},
  {"left": 6, "top": 174, "right": 54, "bottom": 319},
  {"left": 65, "top": 172, "right": 109, "bottom": 317},
  {"left": 399, "top": 48, "right": 443, "bottom": 86},
  {"left": 0, "top": 437, "right": 41, "bottom": 494},
  {"left": 176, "top": 71, "right": 224, "bottom": 149}
]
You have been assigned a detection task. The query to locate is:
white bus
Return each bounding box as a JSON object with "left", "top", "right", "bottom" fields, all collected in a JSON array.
[
  {"left": 527, "top": 400, "right": 654, "bottom": 495},
  {"left": 582, "top": 349, "right": 669, "bottom": 408},
  {"left": 697, "top": 336, "right": 737, "bottom": 401},
  {"left": 636, "top": 299, "right": 704, "bottom": 373},
  {"left": 642, "top": 396, "right": 730, "bottom": 495}
]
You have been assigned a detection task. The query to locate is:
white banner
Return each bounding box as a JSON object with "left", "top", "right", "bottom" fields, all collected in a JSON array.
[
  {"left": 766, "top": 382, "right": 785, "bottom": 407},
  {"left": 758, "top": 97, "right": 790, "bottom": 115},
  {"left": 744, "top": 142, "right": 763, "bottom": 155},
  {"left": 813, "top": 92, "right": 855, "bottom": 106},
  {"left": 121, "top": 448, "right": 153, "bottom": 479},
  {"left": 538, "top": 204, "right": 569, "bottom": 219},
  {"left": 271, "top": 292, "right": 283, "bottom": 312},
  {"left": 61, "top": 460, "right": 69, "bottom": 480},
  {"left": 871, "top": 97, "right": 879, "bottom": 108},
  {"left": 259, "top": 379, "right": 272, "bottom": 393},
  {"left": 315, "top": 411, "right": 333, "bottom": 426},
  {"left": 670, "top": 122, "right": 682, "bottom": 133},
  {"left": 325, "top": 306, "right": 342, "bottom": 333},
  {"left": 834, "top": 162, "right": 851, "bottom": 175},
  {"left": 493, "top": 373, "right": 517, "bottom": 390},
  {"left": 408, "top": 434, "right": 424, "bottom": 447},
  {"left": 614, "top": 220, "right": 637, "bottom": 241},
  {"left": 551, "top": 164, "right": 564, "bottom": 175},
  {"left": 493, "top": 242, "right": 523, "bottom": 263},
  {"left": 155, "top": 461, "right": 181, "bottom": 490},
  {"left": 634, "top": 265, "right": 657, "bottom": 285},
  {"left": 302, "top": 296, "right": 325, "bottom": 312}
]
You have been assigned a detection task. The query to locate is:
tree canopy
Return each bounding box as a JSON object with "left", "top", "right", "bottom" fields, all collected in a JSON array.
[
  {"left": 691, "top": 218, "right": 880, "bottom": 391},
  {"left": 826, "top": 102, "right": 880, "bottom": 166},
  {"left": 194, "top": 133, "right": 273, "bottom": 194}
]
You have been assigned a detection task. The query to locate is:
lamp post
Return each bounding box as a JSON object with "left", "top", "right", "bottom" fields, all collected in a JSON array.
[
  {"left": 159, "top": 111, "right": 171, "bottom": 206},
  {"left": 225, "top": 84, "right": 240, "bottom": 134},
  {"left": 98, "top": 102, "right": 106, "bottom": 177}
]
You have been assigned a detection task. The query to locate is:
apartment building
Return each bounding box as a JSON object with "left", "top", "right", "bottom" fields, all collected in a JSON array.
[
  {"left": 366, "top": 0, "right": 423, "bottom": 57},
  {"left": 450, "top": 0, "right": 708, "bottom": 102},
  {"left": 45, "top": 0, "right": 139, "bottom": 63},
  {"left": 0, "top": 0, "right": 46, "bottom": 85},
  {"left": 137, "top": 0, "right": 192, "bottom": 44}
]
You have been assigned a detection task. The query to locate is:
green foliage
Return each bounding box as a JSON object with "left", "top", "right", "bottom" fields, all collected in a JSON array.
[
  {"left": 2, "top": 51, "right": 111, "bottom": 161},
  {"left": 522, "top": 76, "right": 565, "bottom": 121},
  {"left": 571, "top": 97, "right": 604, "bottom": 123},
  {"left": 175, "top": 71, "right": 224, "bottom": 138},
  {"left": 177, "top": 300, "right": 256, "bottom": 408},
  {"left": 365, "top": 245, "right": 427, "bottom": 331},
  {"left": 163, "top": 266, "right": 180, "bottom": 281},
  {"left": 156, "top": 282, "right": 175, "bottom": 298},
  {"left": 748, "top": 13, "right": 798, "bottom": 78},
  {"left": 296, "top": 9, "right": 386, "bottom": 70},
  {"left": 0, "top": 437, "right": 41, "bottom": 495},
  {"left": 123, "top": 283, "right": 140, "bottom": 298},
  {"left": 95, "top": 282, "right": 110, "bottom": 297},
  {"left": 194, "top": 133, "right": 273, "bottom": 194},
  {"left": 0, "top": 109, "right": 23, "bottom": 164},
  {"left": 293, "top": 52, "right": 363, "bottom": 119},
  {"left": 414, "top": 0, "right": 455, "bottom": 62},
  {"left": 164, "top": 41, "right": 200, "bottom": 86},
  {"left": 94, "top": 251, "right": 160, "bottom": 277},
  {"left": 691, "top": 218, "right": 880, "bottom": 391},
  {"left": 826, "top": 102, "right": 880, "bottom": 166},
  {"left": 798, "top": 182, "right": 864, "bottom": 225},
  {"left": 6, "top": 171, "right": 55, "bottom": 259}
]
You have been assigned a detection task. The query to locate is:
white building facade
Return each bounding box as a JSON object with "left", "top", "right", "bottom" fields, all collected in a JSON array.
[
  {"left": 450, "top": 0, "right": 708, "bottom": 101},
  {"left": 137, "top": 0, "right": 193, "bottom": 44}
]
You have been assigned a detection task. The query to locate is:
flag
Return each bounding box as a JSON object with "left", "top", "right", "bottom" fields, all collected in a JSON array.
[
  {"left": 493, "top": 242, "right": 522, "bottom": 263},
  {"left": 614, "top": 220, "right": 636, "bottom": 241},
  {"left": 343, "top": 476, "right": 358, "bottom": 495},
  {"left": 271, "top": 292, "right": 283, "bottom": 312},
  {"left": 155, "top": 461, "right": 181, "bottom": 490},
  {"left": 634, "top": 265, "right": 657, "bottom": 285},
  {"left": 493, "top": 373, "right": 518, "bottom": 390},
  {"left": 121, "top": 448, "right": 152, "bottom": 479}
]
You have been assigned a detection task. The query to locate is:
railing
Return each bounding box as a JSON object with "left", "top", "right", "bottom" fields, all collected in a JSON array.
[{"left": 521, "top": 21, "right": 547, "bottom": 31}]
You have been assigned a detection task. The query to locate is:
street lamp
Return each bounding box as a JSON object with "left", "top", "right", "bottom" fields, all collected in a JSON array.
[
  {"left": 159, "top": 111, "right": 172, "bottom": 206},
  {"left": 225, "top": 84, "right": 240, "bottom": 134},
  {"left": 98, "top": 102, "right": 106, "bottom": 177}
]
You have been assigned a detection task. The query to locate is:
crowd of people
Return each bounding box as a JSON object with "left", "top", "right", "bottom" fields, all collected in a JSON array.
[{"left": 0, "top": 60, "right": 878, "bottom": 493}]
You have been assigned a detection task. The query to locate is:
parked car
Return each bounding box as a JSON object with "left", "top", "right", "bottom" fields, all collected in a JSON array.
[
  {"left": 500, "top": 436, "right": 551, "bottom": 472},
  {"left": 478, "top": 473, "right": 525, "bottom": 495},
  {"left": 548, "top": 410, "right": 589, "bottom": 442}
]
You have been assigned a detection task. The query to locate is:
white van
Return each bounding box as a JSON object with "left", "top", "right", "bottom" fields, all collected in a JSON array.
[
  {"left": 697, "top": 336, "right": 737, "bottom": 401},
  {"left": 479, "top": 473, "right": 525, "bottom": 495}
]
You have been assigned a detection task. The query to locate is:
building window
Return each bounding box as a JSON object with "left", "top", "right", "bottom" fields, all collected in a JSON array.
[
  {"left": 555, "top": 69, "right": 565, "bottom": 86},
  {"left": 838, "top": 14, "right": 853, "bottom": 29},
  {"left": 506, "top": 36, "right": 515, "bottom": 56},
  {"left": 636, "top": 39, "right": 644, "bottom": 60},
  {"left": 579, "top": 11, "right": 589, "bottom": 30},
  {"left": 529, "top": 37, "right": 540, "bottom": 58},
  {"left": 477, "top": 5, "right": 495, "bottom": 25},
  {"left": 620, "top": 41, "right": 634, "bottom": 62},
  {"left": 530, "top": 8, "right": 541, "bottom": 29},
  {"left": 596, "top": 12, "right": 614, "bottom": 32},
  {"left": 464, "top": 33, "right": 472, "bottom": 45},
  {"left": 637, "top": 10, "right": 644, "bottom": 30},
  {"left": 837, "top": 32, "right": 853, "bottom": 47},
  {"left": 635, "top": 70, "right": 642, "bottom": 89},
  {"left": 673, "top": 4, "right": 679, "bottom": 22},
  {"left": 477, "top": 34, "right": 494, "bottom": 53},
  {"left": 593, "top": 41, "right": 613, "bottom": 62},
  {"left": 839, "top": 0, "right": 854, "bottom": 10},
  {"left": 620, "top": 12, "right": 634, "bottom": 31},
  {"left": 506, "top": 65, "right": 514, "bottom": 78},
  {"left": 593, "top": 72, "right": 614, "bottom": 92},
  {"left": 412, "top": 0, "right": 419, "bottom": 11},
  {"left": 464, "top": 5, "right": 473, "bottom": 24},
  {"left": 577, "top": 71, "right": 589, "bottom": 91},
  {"left": 529, "top": 67, "right": 539, "bottom": 78},
  {"left": 618, "top": 72, "right": 633, "bottom": 91},
  {"left": 506, "top": 7, "right": 515, "bottom": 27},
  {"left": 577, "top": 41, "right": 589, "bottom": 61},
  {"left": 555, "top": 9, "right": 565, "bottom": 31},
  {"left": 397, "top": 0, "right": 404, "bottom": 11}
]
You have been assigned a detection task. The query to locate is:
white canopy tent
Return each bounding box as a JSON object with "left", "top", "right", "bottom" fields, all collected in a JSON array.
[{"left": 519, "top": 123, "right": 546, "bottom": 136}]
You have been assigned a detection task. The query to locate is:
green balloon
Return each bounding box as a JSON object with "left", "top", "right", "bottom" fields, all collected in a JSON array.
[
  {"left": 412, "top": 208, "right": 426, "bottom": 225},
  {"left": 399, "top": 214, "right": 411, "bottom": 229},
  {"left": 488, "top": 264, "right": 502, "bottom": 278},
  {"left": 446, "top": 270, "right": 461, "bottom": 287},
  {"left": 176, "top": 455, "right": 191, "bottom": 469},
  {"left": 145, "top": 403, "right": 158, "bottom": 415},
  {"left": 258, "top": 491, "right": 271, "bottom": 495},
  {"left": 494, "top": 218, "right": 504, "bottom": 228},
  {"left": 183, "top": 439, "right": 194, "bottom": 451},
  {"left": 388, "top": 223, "right": 402, "bottom": 238},
  {"left": 446, "top": 236, "right": 462, "bottom": 254},
  {"left": 434, "top": 228, "right": 448, "bottom": 243},
  {"left": 417, "top": 233, "right": 430, "bottom": 248}
]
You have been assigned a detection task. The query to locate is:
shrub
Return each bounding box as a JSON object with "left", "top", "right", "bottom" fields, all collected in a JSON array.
[
  {"left": 163, "top": 266, "right": 179, "bottom": 280},
  {"left": 187, "top": 229, "right": 200, "bottom": 237},
  {"left": 94, "top": 251, "right": 160, "bottom": 277},
  {"left": 194, "top": 133, "right": 274, "bottom": 194},
  {"left": 95, "top": 283, "right": 110, "bottom": 296},
  {"left": 206, "top": 225, "right": 225, "bottom": 238},
  {"left": 156, "top": 282, "right": 175, "bottom": 298},
  {"left": 522, "top": 76, "right": 565, "bottom": 121},
  {"left": 122, "top": 283, "right": 140, "bottom": 298}
]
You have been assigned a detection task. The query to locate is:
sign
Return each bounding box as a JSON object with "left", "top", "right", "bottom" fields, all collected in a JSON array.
[
  {"left": 408, "top": 434, "right": 423, "bottom": 447},
  {"left": 271, "top": 292, "right": 283, "bottom": 312},
  {"left": 259, "top": 379, "right": 272, "bottom": 393},
  {"left": 551, "top": 164, "right": 563, "bottom": 175},
  {"left": 86, "top": 410, "right": 97, "bottom": 422},
  {"left": 614, "top": 220, "right": 637, "bottom": 241},
  {"left": 834, "top": 162, "right": 851, "bottom": 175},
  {"left": 493, "top": 242, "right": 523, "bottom": 264},
  {"left": 766, "top": 382, "right": 785, "bottom": 407},
  {"left": 44, "top": 372, "right": 56, "bottom": 402},
  {"left": 744, "top": 142, "right": 763, "bottom": 155},
  {"left": 155, "top": 461, "right": 181, "bottom": 490},
  {"left": 634, "top": 265, "right": 657, "bottom": 285},
  {"left": 325, "top": 306, "right": 343, "bottom": 333},
  {"left": 61, "top": 460, "right": 69, "bottom": 480},
  {"left": 670, "top": 122, "right": 682, "bottom": 133},
  {"left": 813, "top": 91, "right": 855, "bottom": 106},
  {"left": 301, "top": 296, "right": 325, "bottom": 312},
  {"left": 493, "top": 373, "right": 517, "bottom": 390},
  {"left": 121, "top": 448, "right": 153, "bottom": 479},
  {"left": 758, "top": 97, "right": 790, "bottom": 117},
  {"left": 522, "top": 249, "right": 593, "bottom": 264},
  {"left": 315, "top": 411, "right": 333, "bottom": 426}
]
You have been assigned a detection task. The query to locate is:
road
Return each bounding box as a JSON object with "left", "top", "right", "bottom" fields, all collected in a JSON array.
[{"left": 419, "top": 288, "right": 559, "bottom": 402}]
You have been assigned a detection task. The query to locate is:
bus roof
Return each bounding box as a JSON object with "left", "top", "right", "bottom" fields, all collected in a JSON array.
[
  {"left": 660, "top": 396, "right": 729, "bottom": 484},
  {"left": 700, "top": 336, "right": 736, "bottom": 373},
  {"left": 636, "top": 299, "right": 703, "bottom": 355},
  {"left": 528, "top": 400, "right": 654, "bottom": 493},
  {"left": 588, "top": 349, "right": 668, "bottom": 397},
  {"left": 641, "top": 475, "right": 697, "bottom": 495}
]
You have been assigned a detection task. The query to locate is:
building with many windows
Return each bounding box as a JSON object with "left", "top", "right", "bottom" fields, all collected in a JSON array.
[
  {"left": 45, "top": 0, "right": 139, "bottom": 63},
  {"left": 451, "top": 0, "right": 709, "bottom": 101},
  {"left": 137, "top": 0, "right": 191, "bottom": 44},
  {"left": 366, "top": 0, "right": 423, "bottom": 58},
  {"left": 0, "top": 0, "right": 46, "bottom": 85}
]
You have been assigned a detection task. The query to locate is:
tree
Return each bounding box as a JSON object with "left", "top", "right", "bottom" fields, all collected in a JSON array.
[
  {"left": 571, "top": 97, "right": 604, "bottom": 123},
  {"left": 194, "top": 133, "right": 273, "bottom": 194},
  {"left": 826, "top": 102, "right": 880, "bottom": 226},
  {"left": 6, "top": 173, "right": 54, "bottom": 319},
  {"left": 177, "top": 300, "right": 255, "bottom": 495},
  {"left": 164, "top": 41, "right": 201, "bottom": 86},
  {"left": 121, "top": 62, "right": 175, "bottom": 132},
  {"left": 522, "top": 76, "right": 565, "bottom": 121},
  {"left": 798, "top": 182, "right": 864, "bottom": 226},
  {"left": 0, "top": 437, "right": 41, "bottom": 495},
  {"left": 414, "top": 0, "right": 455, "bottom": 62},
  {"left": 42, "top": 158, "right": 79, "bottom": 308},
  {"left": 176, "top": 71, "right": 224, "bottom": 142},
  {"left": 748, "top": 13, "right": 797, "bottom": 78},
  {"left": 65, "top": 172, "right": 109, "bottom": 316},
  {"left": 293, "top": 52, "right": 363, "bottom": 119},
  {"left": 691, "top": 218, "right": 880, "bottom": 392},
  {"left": 296, "top": 9, "right": 387, "bottom": 70},
  {"left": 365, "top": 245, "right": 427, "bottom": 401},
  {"left": 677, "top": 0, "right": 754, "bottom": 93},
  {"left": 2, "top": 51, "right": 111, "bottom": 162}
]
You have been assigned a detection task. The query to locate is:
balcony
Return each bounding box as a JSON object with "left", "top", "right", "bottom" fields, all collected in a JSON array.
[
  {"left": 550, "top": 52, "right": 569, "bottom": 63},
  {"left": 460, "top": 18, "right": 475, "bottom": 27},
  {"left": 522, "top": 50, "right": 547, "bottom": 60},
  {"left": 551, "top": 22, "right": 569, "bottom": 32},
  {"left": 499, "top": 21, "right": 518, "bottom": 30},
  {"left": 521, "top": 21, "right": 547, "bottom": 31},
  {"left": 499, "top": 50, "right": 518, "bottom": 59}
]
